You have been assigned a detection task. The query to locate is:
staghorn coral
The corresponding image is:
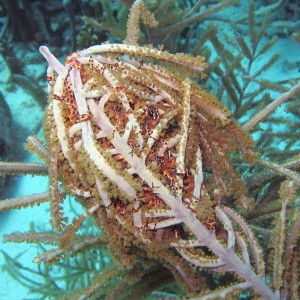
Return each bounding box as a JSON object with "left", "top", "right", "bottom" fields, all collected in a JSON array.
[{"left": 0, "top": 1, "right": 300, "bottom": 299}]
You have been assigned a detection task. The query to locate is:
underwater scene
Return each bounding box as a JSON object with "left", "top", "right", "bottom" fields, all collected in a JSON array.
[{"left": 0, "top": 0, "right": 300, "bottom": 299}]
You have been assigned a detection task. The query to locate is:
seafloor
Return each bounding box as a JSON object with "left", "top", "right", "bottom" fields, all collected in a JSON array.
[{"left": 0, "top": 0, "right": 299, "bottom": 299}]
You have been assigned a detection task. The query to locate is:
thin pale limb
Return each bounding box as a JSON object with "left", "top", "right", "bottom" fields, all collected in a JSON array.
[
  {"left": 243, "top": 80, "right": 300, "bottom": 131},
  {"left": 0, "top": 161, "right": 48, "bottom": 176},
  {"left": 0, "top": 192, "right": 50, "bottom": 211},
  {"left": 259, "top": 159, "right": 300, "bottom": 184}
]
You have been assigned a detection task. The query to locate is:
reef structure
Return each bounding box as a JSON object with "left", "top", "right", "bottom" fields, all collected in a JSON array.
[
  {"left": 2, "top": 1, "right": 299, "bottom": 299},
  {"left": 35, "top": 1, "right": 277, "bottom": 296}
]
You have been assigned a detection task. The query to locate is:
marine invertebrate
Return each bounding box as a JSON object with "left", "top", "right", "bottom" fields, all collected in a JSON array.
[{"left": 1, "top": 1, "right": 299, "bottom": 299}]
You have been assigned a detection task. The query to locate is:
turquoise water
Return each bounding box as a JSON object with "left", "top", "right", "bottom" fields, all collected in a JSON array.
[{"left": 0, "top": 1, "right": 299, "bottom": 299}]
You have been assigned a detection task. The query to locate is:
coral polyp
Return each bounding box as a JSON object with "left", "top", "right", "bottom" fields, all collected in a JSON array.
[
  {"left": 34, "top": 12, "right": 267, "bottom": 296},
  {"left": 1, "top": 1, "right": 299, "bottom": 299},
  {"left": 39, "top": 40, "right": 254, "bottom": 237}
]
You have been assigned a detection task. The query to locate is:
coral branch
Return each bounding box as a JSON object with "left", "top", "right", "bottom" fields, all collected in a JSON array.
[
  {"left": 124, "top": 0, "right": 158, "bottom": 45},
  {"left": 259, "top": 159, "right": 300, "bottom": 184},
  {"left": 243, "top": 80, "right": 300, "bottom": 131},
  {"left": 0, "top": 161, "right": 48, "bottom": 176},
  {"left": 0, "top": 192, "right": 50, "bottom": 211}
]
